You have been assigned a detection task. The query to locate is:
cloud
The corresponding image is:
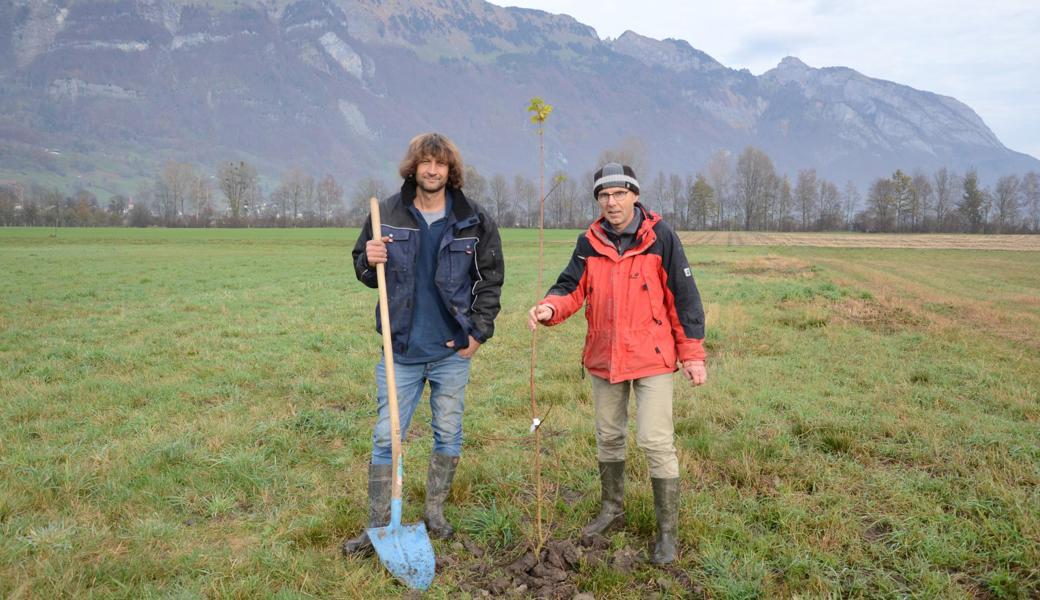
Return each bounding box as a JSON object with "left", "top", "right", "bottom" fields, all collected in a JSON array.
[{"left": 810, "top": 0, "right": 857, "bottom": 16}]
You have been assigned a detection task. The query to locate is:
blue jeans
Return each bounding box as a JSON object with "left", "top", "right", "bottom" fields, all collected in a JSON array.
[{"left": 371, "top": 352, "right": 472, "bottom": 465}]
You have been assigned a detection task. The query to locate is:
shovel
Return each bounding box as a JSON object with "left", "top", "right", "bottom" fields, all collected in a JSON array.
[{"left": 366, "top": 196, "right": 436, "bottom": 591}]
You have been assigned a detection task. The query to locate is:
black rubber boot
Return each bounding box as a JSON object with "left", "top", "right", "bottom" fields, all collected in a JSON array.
[
  {"left": 424, "top": 452, "right": 459, "bottom": 539},
  {"left": 580, "top": 461, "right": 626, "bottom": 542},
  {"left": 651, "top": 477, "right": 680, "bottom": 565},
  {"left": 341, "top": 463, "right": 392, "bottom": 556}
]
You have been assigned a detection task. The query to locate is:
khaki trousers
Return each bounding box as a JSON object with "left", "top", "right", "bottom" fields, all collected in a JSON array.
[{"left": 590, "top": 372, "right": 679, "bottom": 479}]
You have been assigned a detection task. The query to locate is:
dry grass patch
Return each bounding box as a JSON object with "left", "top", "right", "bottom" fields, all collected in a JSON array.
[
  {"left": 809, "top": 255, "right": 1040, "bottom": 352},
  {"left": 682, "top": 231, "right": 1040, "bottom": 251},
  {"left": 728, "top": 255, "right": 816, "bottom": 277},
  {"left": 1008, "top": 294, "right": 1040, "bottom": 308},
  {"left": 830, "top": 296, "right": 929, "bottom": 333},
  {"left": 950, "top": 300, "right": 1040, "bottom": 353}
]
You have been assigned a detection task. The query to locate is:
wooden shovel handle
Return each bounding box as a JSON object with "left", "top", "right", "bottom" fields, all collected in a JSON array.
[{"left": 370, "top": 197, "right": 403, "bottom": 502}]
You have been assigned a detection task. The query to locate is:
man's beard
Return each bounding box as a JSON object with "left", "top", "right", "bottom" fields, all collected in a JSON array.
[{"left": 418, "top": 178, "right": 446, "bottom": 194}]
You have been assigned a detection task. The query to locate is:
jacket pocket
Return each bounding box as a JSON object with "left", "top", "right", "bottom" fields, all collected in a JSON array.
[
  {"left": 641, "top": 271, "right": 667, "bottom": 326},
  {"left": 640, "top": 272, "right": 677, "bottom": 367},
  {"left": 385, "top": 229, "right": 413, "bottom": 278},
  {"left": 621, "top": 328, "right": 671, "bottom": 372},
  {"left": 447, "top": 237, "right": 476, "bottom": 287}
]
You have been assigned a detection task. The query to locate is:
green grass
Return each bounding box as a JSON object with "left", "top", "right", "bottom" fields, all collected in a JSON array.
[{"left": 1, "top": 227, "right": 1038, "bottom": 598}]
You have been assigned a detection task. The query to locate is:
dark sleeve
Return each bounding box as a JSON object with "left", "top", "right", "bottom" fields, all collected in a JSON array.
[
  {"left": 469, "top": 213, "right": 504, "bottom": 342},
  {"left": 659, "top": 224, "right": 705, "bottom": 340},
  {"left": 351, "top": 213, "right": 377, "bottom": 289}
]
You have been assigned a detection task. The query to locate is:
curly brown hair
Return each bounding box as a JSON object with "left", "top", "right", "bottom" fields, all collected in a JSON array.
[{"left": 398, "top": 132, "right": 465, "bottom": 189}]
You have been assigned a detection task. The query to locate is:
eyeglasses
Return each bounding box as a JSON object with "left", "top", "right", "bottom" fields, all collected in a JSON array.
[{"left": 596, "top": 189, "right": 629, "bottom": 204}]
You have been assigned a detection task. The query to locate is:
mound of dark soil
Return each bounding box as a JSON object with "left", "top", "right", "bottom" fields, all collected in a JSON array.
[
  {"left": 433, "top": 532, "right": 700, "bottom": 598},
  {"left": 452, "top": 535, "right": 650, "bottom": 599}
]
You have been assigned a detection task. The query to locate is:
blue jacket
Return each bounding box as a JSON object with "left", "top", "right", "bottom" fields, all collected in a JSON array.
[{"left": 352, "top": 180, "right": 505, "bottom": 354}]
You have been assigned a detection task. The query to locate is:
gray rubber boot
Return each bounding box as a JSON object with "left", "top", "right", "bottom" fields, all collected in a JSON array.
[
  {"left": 341, "top": 463, "right": 393, "bottom": 556},
  {"left": 580, "top": 461, "right": 626, "bottom": 542},
  {"left": 651, "top": 477, "right": 680, "bottom": 565},
  {"left": 424, "top": 452, "right": 459, "bottom": 539}
]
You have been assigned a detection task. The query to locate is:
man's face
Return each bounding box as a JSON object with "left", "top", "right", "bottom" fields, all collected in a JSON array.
[
  {"left": 597, "top": 187, "right": 638, "bottom": 230},
  {"left": 416, "top": 155, "right": 450, "bottom": 194}
]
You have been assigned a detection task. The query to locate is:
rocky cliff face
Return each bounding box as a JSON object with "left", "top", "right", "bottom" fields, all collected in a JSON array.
[
  {"left": 611, "top": 30, "right": 726, "bottom": 73},
  {"left": 752, "top": 56, "right": 1028, "bottom": 181},
  {"left": 0, "top": 0, "right": 1035, "bottom": 196}
]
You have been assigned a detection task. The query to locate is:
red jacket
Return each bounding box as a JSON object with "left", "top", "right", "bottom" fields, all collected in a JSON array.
[{"left": 540, "top": 205, "right": 706, "bottom": 383}]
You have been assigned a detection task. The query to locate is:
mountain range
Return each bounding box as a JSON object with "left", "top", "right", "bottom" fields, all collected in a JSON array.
[{"left": 1, "top": 0, "right": 1037, "bottom": 197}]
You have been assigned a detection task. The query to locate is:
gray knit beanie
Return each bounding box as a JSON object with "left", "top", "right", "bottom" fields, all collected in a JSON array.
[{"left": 593, "top": 162, "right": 640, "bottom": 198}]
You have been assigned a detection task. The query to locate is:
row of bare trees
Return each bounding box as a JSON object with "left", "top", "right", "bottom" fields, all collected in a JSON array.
[
  {"left": 461, "top": 145, "right": 1040, "bottom": 234},
  {"left": 614, "top": 148, "right": 1040, "bottom": 234},
  {"left": 151, "top": 161, "right": 350, "bottom": 226},
  {"left": 855, "top": 168, "right": 1040, "bottom": 233},
  {"left": 3, "top": 149, "right": 1039, "bottom": 232}
]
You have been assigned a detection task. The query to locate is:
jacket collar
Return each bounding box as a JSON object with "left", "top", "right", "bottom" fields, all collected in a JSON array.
[
  {"left": 587, "top": 203, "right": 659, "bottom": 259},
  {"left": 401, "top": 178, "right": 480, "bottom": 230}
]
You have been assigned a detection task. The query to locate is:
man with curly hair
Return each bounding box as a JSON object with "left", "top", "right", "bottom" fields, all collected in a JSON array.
[{"left": 343, "top": 133, "right": 504, "bottom": 555}]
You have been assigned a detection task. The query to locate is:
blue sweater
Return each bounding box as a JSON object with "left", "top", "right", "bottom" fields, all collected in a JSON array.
[{"left": 398, "top": 193, "right": 461, "bottom": 364}]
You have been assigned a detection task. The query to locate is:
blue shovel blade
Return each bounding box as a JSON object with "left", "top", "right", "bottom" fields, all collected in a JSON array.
[{"left": 368, "top": 512, "right": 435, "bottom": 590}]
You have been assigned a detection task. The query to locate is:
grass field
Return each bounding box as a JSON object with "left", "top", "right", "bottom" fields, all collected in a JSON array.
[{"left": 1, "top": 228, "right": 1038, "bottom": 599}]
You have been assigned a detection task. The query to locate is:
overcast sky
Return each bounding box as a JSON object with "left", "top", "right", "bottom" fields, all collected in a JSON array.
[{"left": 505, "top": 0, "right": 1040, "bottom": 160}]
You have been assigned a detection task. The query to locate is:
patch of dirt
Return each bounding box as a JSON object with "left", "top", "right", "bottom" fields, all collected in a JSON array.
[
  {"left": 863, "top": 519, "right": 893, "bottom": 543},
  {"left": 609, "top": 546, "right": 640, "bottom": 574},
  {"left": 557, "top": 486, "right": 584, "bottom": 506},
  {"left": 455, "top": 536, "right": 633, "bottom": 599},
  {"left": 432, "top": 530, "right": 708, "bottom": 598},
  {"left": 505, "top": 539, "right": 582, "bottom": 599},
  {"left": 660, "top": 564, "right": 699, "bottom": 595}
]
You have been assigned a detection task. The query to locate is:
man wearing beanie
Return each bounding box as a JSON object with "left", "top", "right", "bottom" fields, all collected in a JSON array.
[
  {"left": 527, "top": 162, "right": 707, "bottom": 565},
  {"left": 343, "top": 133, "right": 504, "bottom": 556}
]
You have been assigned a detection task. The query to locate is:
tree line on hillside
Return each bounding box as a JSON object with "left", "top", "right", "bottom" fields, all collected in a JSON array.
[{"left": 2, "top": 146, "right": 1038, "bottom": 233}]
